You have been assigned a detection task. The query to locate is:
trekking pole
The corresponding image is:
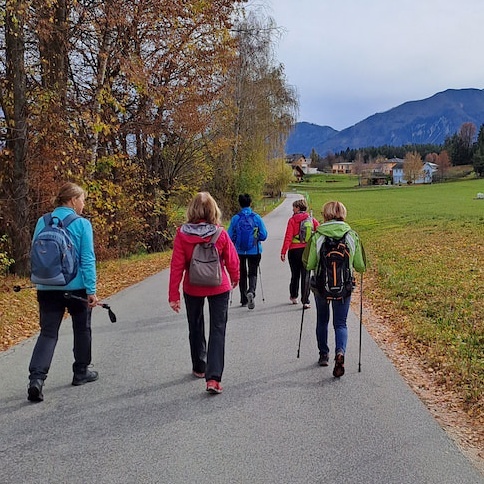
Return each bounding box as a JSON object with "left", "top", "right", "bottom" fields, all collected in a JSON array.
[
  {"left": 63, "top": 292, "right": 117, "bottom": 323},
  {"left": 297, "top": 305, "right": 305, "bottom": 358},
  {"left": 13, "top": 285, "right": 36, "bottom": 292},
  {"left": 358, "top": 273, "right": 363, "bottom": 372},
  {"left": 297, "top": 271, "right": 311, "bottom": 358},
  {"left": 258, "top": 265, "right": 265, "bottom": 303}
]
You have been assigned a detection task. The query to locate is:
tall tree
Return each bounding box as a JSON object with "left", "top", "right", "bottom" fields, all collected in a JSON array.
[
  {"left": 403, "top": 151, "right": 423, "bottom": 184},
  {"left": 0, "top": 0, "right": 30, "bottom": 275},
  {"left": 29, "top": 0, "right": 74, "bottom": 213},
  {"left": 208, "top": 11, "right": 298, "bottom": 213},
  {"left": 472, "top": 124, "right": 484, "bottom": 177},
  {"left": 436, "top": 150, "right": 451, "bottom": 181},
  {"left": 444, "top": 122, "right": 476, "bottom": 166},
  {"left": 309, "top": 148, "right": 319, "bottom": 166}
]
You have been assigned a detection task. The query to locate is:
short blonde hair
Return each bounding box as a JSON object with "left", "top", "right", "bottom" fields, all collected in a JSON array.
[
  {"left": 54, "top": 182, "right": 85, "bottom": 206},
  {"left": 293, "top": 199, "right": 308, "bottom": 212},
  {"left": 186, "top": 192, "right": 221, "bottom": 225},
  {"left": 322, "top": 201, "right": 347, "bottom": 222}
]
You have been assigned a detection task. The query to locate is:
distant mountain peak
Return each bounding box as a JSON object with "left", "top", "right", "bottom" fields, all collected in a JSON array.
[{"left": 286, "top": 88, "right": 484, "bottom": 156}]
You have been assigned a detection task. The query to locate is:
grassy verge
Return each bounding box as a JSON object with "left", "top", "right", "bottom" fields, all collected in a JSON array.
[
  {"left": 0, "top": 252, "right": 173, "bottom": 351},
  {"left": 297, "top": 175, "right": 483, "bottom": 416}
]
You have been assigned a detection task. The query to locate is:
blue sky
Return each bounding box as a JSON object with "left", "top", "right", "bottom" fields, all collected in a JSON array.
[{"left": 261, "top": 0, "right": 484, "bottom": 130}]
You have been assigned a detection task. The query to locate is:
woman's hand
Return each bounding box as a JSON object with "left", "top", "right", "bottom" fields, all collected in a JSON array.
[
  {"left": 280, "top": 253, "right": 286, "bottom": 262},
  {"left": 87, "top": 294, "right": 98, "bottom": 308},
  {"left": 170, "top": 300, "right": 181, "bottom": 313}
]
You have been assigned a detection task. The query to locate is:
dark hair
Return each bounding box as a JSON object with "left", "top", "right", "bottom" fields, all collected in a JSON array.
[
  {"left": 293, "top": 199, "right": 307, "bottom": 212},
  {"left": 238, "top": 193, "right": 252, "bottom": 208}
]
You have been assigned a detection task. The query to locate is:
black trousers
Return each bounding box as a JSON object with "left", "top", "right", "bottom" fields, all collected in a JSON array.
[
  {"left": 29, "top": 290, "right": 92, "bottom": 380},
  {"left": 184, "top": 291, "right": 230, "bottom": 382},
  {"left": 238, "top": 254, "right": 261, "bottom": 304},
  {"left": 288, "top": 247, "right": 310, "bottom": 304}
]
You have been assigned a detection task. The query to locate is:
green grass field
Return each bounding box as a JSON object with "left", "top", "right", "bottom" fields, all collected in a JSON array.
[{"left": 294, "top": 175, "right": 484, "bottom": 415}]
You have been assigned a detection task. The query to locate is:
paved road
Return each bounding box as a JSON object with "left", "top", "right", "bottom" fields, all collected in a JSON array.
[{"left": 1, "top": 194, "right": 483, "bottom": 484}]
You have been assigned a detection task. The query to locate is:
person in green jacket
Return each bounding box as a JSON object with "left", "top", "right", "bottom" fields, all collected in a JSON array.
[{"left": 303, "top": 201, "right": 366, "bottom": 377}]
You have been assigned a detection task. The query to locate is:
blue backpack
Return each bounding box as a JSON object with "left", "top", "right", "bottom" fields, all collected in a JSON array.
[
  {"left": 30, "top": 213, "right": 80, "bottom": 286},
  {"left": 235, "top": 212, "right": 257, "bottom": 252}
]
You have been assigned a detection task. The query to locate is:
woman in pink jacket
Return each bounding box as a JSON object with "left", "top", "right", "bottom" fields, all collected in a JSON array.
[
  {"left": 280, "top": 198, "right": 319, "bottom": 309},
  {"left": 169, "top": 192, "right": 239, "bottom": 394}
]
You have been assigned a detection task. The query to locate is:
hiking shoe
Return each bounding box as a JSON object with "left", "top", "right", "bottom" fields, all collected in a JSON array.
[
  {"left": 247, "top": 292, "right": 255, "bottom": 310},
  {"left": 72, "top": 369, "right": 99, "bottom": 386},
  {"left": 318, "top": 354, "right": 329, "bottom": 367},
  {"left": 192, "top": 370, "right": 205, "bottom": 379},
  {"left": 333, "top": 353, "right": 345, "bottom": 378},
  {"left": 206, "top": 380, "right": 223, "bottom": 394},
  {"left": 27, "top": 379, "right": 44, "bottom": 402},
  {"left": 290, "top": 297, "right": 298, "bottom": 304},
  {"left": 303, "top": 303, "right": 311, "bottom": 309}
]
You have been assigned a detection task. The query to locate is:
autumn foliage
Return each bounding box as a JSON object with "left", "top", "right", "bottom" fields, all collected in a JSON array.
[{"left": 0, "top": 1, "right": 297, "bottom": 274}]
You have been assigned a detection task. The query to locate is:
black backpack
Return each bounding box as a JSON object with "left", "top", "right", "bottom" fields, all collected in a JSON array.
[{"left": 310, "top": 234, "right": 354, "bottom": 300}]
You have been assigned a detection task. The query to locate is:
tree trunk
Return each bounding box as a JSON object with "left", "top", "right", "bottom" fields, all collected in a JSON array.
[
  {"left": 4, "top": 0, "right": 30, "bottom": 275},
  {"left": 37, "top": 0, "right": 68, "bottom": 101}
]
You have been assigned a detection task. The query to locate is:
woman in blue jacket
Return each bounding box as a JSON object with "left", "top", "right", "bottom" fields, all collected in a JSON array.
[{"left": 27, "top": 182, "right": 98, "bottom": 402}]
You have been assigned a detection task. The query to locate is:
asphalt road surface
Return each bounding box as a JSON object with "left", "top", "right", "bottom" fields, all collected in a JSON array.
[{"left": 1, "top": 194, "right": 482, "bottom": 484}]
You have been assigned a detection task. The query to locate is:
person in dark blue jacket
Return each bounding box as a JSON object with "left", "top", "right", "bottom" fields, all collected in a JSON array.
[
  {"left": 27, "top": 182, "right": 98, "bottom": 402},
  {"left": 227, "top": 194, "right": 268, "bottom": 309}
]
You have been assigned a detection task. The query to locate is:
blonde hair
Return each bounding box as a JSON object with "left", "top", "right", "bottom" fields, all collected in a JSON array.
[
  {"left": 322, "top": 201, "right": 347, "bottom": 222},
  {"left": 54, "top": 182, "right": 85, "bottom": 206},
  {"left": 293, "top": 199, "right": 308, "bottom": 212},
  {"left": 186, "top": 192, "right": 221, "bottom": 224}
]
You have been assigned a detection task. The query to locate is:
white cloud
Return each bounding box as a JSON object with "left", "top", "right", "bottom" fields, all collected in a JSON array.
[{"left": 264, "top": 0, "right": 484, "bottom": 129}]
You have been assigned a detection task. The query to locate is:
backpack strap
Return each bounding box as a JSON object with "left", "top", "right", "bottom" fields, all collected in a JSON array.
[
  {"left": 42, "top": 213, "right": 54, "bottom": 226},
  {"left": 61, "top": 213, "right": 80, "bottom": 228},
  {"left": 209, "top": 227, "right": 223, "bottom": 244},
  {"left": 43, "top": 212, "right": 79, "bottom": 228}
]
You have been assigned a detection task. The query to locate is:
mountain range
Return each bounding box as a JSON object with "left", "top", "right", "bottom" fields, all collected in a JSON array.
[{"left": 285, "top": 88, "right": 484, "bottom": 157}]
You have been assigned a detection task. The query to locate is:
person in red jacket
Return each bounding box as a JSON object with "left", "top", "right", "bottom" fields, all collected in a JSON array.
[
  {"left": 169, "top": 192, "right": 239, "bottom": 394},
  {"left": 280, "top": 198, "right": 319, "bottom": 309}
]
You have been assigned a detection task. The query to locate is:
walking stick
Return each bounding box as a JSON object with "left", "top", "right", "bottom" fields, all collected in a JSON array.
[
  {"left": 258, "top": 265, "right": 265, "bottom": 303},
  {"left": 358, "top": 273, "right": 363, "bottom": 372},
  {"left": 64, "top": 292, "right": 117, "bottom": 323},
  {"left": 297, "top": 271, "right": 311, "bottom": 358},
  {"left": 297, "top": 306, "right": 305, "bottom": 359}
]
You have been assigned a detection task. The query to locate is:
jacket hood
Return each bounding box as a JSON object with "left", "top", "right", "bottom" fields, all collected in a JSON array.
[
  {"left": 315, "top": 220, "right": 351, "bottom": 239},
  {"left": 180, "top": 222, "right": 218, "bottom": 242},
  {"left": 239, "top": 207, "right": 253, "bottom": 215}
]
